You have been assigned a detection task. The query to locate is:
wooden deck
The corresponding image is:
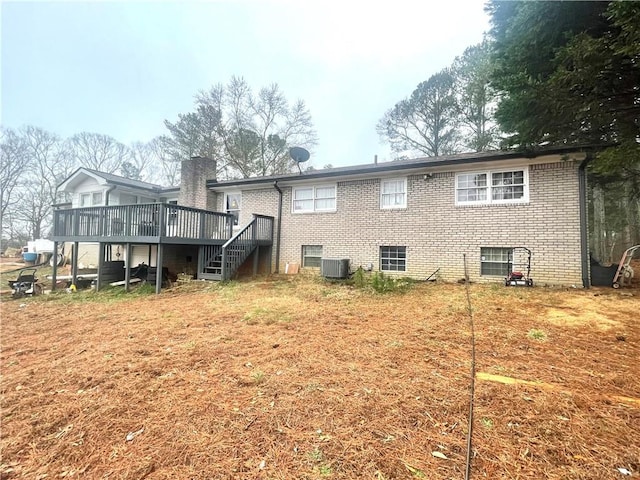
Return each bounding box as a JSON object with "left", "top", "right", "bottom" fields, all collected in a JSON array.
[
  {"left": 51, "top": 204, "right": 275, "bottom": 292},
  {"left": 52, "top": 203, "right": 235, "bottom": 244}
]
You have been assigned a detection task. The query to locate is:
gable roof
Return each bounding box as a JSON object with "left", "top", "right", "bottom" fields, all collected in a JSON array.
[
  {"left": 206, "top": 145, "right": 591, "bottom": 190},
  {"left": 58, "top": 167, "right": 176, "bottom": 193}
]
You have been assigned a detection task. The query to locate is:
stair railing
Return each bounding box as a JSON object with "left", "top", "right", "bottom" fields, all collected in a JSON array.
[{"left": 221, "top": 217, "right": 258, "bottom": 281}]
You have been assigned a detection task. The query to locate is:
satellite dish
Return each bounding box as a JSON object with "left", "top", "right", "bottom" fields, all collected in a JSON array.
[
  {"left": 290, "top": 147, "right": 310, "bottom": 163},
  {"left": 289, "top": 147, "right": 310, "bottom": 174}
]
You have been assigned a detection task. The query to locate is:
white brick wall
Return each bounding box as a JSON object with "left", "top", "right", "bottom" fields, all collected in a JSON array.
[{"left": 222, "top": 159, "right": 583, "bottom": 286}]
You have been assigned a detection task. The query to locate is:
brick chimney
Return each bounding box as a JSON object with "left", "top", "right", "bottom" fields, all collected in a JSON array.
[{"left": 178, "top": 156, "right": 217, "bottom": 210}]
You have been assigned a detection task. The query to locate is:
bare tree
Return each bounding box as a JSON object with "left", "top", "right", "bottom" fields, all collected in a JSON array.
[
  {"left": 9, "top": 127, "right": 73, "bottom": 239},
  {"left": 210, "top": 78, "right": 260, "bottom": 178},
  {"left": 69, "top": 132, "right": 131, "bottom": 174},
  {"left": 150, "top": 136, "right": 181, "bottom": 186},
  {"left": 0, "top": 128, "right": 27, "bottom": 241},
  {"left": 163, "top": 76, "right": 318, "bottom": 180},
  {"left": 123, "top": 140, "right": 160, "bottom": 181}
]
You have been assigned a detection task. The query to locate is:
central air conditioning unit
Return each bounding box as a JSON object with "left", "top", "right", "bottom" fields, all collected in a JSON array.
[{"left": 321, "top": 258, "right": 350, "bottom": 279}]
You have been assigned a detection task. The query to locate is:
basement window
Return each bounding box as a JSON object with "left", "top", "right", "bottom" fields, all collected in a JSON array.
[
  {"left": 480, "top": 247, "right": 513, "bottom": 276},
  {"left": 380, "top": 246, "right": 406, "bottom": 272},
  {"left": 302, "top": 245, "right": 323, "bottom": 268}
]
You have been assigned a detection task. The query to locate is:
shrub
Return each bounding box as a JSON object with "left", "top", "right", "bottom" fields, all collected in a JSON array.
[
  {"left": 344, "top": 268, "right": 414, "bottom": 294},
  {"left": 353, "top": 267, "right": 367, "bottom": 288}
]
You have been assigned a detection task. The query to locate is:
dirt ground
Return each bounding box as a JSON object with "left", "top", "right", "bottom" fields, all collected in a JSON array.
[{"left": 1, "top": 275, "right": 639, "bottom": 479}]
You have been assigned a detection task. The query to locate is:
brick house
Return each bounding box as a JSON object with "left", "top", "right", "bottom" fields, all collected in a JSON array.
[{"left": 52, "top": 146, "right": 592, "bottom": 291}]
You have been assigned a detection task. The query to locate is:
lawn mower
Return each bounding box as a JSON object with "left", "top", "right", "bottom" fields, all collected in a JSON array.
[
  {"left": 8, "top": 268, "right": 43, "bottom": 299},
  {"left": 505, "top": 247, "right": 534, "bottom": 287}
]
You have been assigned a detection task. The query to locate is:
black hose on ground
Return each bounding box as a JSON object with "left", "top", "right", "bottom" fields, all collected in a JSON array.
[{"left": 2, "top": 260, "right": 50, "bottom": 276}]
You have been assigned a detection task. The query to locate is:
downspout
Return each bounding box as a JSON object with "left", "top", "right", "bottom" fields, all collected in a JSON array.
[
  {"left": 273, "top": 181, "right": 283, "bottom": 273},
  {"left": 579, "top": 153, "right": 594, "bottom": 288},
  {"left": 104, "top": 185, "right": 117, "bottom": 273},
  {"left": 104, "top": 185, "right": 116, "bottom": 205}
]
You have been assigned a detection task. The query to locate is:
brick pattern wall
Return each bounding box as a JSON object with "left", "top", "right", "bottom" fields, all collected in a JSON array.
[
  {"left": 239, "top": 188, "right": 280, "bottom": 224},
  {"left": 179, "top": 157, "right": 217, "bottom": 210},
  {"left": 225, "top": 159, "right": 583, "bottom": 285}
]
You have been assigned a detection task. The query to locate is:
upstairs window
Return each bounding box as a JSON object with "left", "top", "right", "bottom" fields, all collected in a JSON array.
[
  {"left": 293, "top": 185, "right": 336, "bottom": 213},
  {"left": 456, "top": 173, "right": 488, "bottom": 203},
  {"left": 456, "top": 168, "right": 528, "bottom": 205},
  {"left": 381, "top": 178, "right": 407, "bottom": 209},
  {"left": 491, "top": 171, "right": 525, "bottom": 201},
  {"left": 80, "top": 191, "right": 103, "bottom": 207}
]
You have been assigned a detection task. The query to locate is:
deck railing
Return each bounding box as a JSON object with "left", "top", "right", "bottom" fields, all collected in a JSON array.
[
  {"left": 53, "top": 203, "right": 234, "bottom": 241},
  {"left": 253, "top": 214, "right": 275, "bottom": 242},
  {"left": 221, "top": 214, "right": 274, "bottom": 280}
]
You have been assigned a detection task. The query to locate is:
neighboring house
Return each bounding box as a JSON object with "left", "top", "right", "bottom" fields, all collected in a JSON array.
[{"left": 51, "top": 147, "right": 593, "bottom": 292}]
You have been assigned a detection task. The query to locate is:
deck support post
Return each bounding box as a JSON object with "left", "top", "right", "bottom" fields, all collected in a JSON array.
[
  {"left": 71, "top": 241, "right": 79, "bottom": 288},
  {"left": 197, "top": 246, "right": 204, "bottom": 280},
  {"left": 155, "top": 243, "right": 164, "bottom": 294},
  {"left": 96, "top": 242, "right": 104, "bottom": 291},
  {"left": 253, "top": 245, "right": 259, "bottom": 277},
  {"left": 51, "top": 241, "right": 59, "bottom": 291},
  {"left": 125, "top": 243, "right": 132, "bottom": 292}
]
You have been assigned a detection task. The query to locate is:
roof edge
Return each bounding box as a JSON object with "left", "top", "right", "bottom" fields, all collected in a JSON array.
[
  {"left": 207, "top": 145, "right": 596, "bottom": 189},
  {"left": 58, "top": 167, "right": 173, "bottom": 193}
]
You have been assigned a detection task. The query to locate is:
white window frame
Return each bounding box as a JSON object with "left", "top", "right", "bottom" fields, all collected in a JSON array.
[
  {"left": 80, "top": 193, "right": 91, "bottom": 207},
  {"left": 224, "top": 192, "right": 242, "bottom": 226},
  {"left": 380, "top": 178, "right": 407, "bottom": 209},
  {"left": 380, "top": 246, "right": 407, "bottom": 272},
  {"left": 456, "top": 167, "right": 529, "bottom": 206},
  {"left": 302, "top": 245, "right": 323, "bottom": 268},
  {"left": 80, "top": 191, "right": 103, "bottom": 207},
  {"left": 292, "top": 184, "right": 336, "bottom": 213}
]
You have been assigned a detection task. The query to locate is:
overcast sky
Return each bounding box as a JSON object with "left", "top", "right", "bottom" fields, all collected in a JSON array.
[{"left": 1, "top": 1, "right": 491, "bottom": 169}]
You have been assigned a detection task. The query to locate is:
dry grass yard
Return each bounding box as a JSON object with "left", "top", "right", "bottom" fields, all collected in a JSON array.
[{"left": 1, "top": 274, "right": 639, "bottom": 479}]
